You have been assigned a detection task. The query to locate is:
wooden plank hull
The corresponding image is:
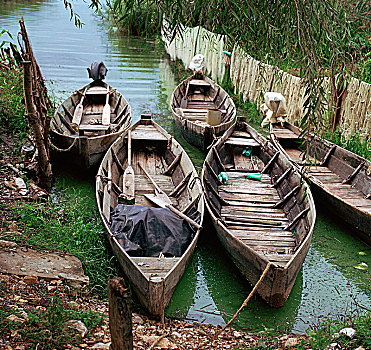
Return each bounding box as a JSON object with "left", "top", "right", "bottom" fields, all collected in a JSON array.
[
  {"left": 171, "top": 75, "right": 236, "bottom": 152},
  {"left": 270, "top": 122, "right": 371, "bottom": 244},
  {"left": 202, "top": 117, "right": 316, "bottom": 307},
  {"left": 96, "top": 115, "right": 204, "bottom": 318},
  {"left": 51, "top": 81, "right": 132, "bottom": 170}
]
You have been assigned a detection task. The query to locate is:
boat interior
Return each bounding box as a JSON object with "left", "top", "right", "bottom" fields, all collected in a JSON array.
[
  {"left": 172, "top": 74, "right": 235, "bottom": 126},
  {"left": 96, "top": 118, "right": 203, "bottom": 275},
  {"left": 53, "top": 83, "right": 130, "bottom": 137},
  {"left": 272, "top": 123, "right": 371, "bottom": 211},
  {"left": 204, "top": 122, "right": 314, "bottom": 267}
]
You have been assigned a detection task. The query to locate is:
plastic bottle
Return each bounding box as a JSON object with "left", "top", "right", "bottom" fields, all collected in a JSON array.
[
  {"left": 242, "top": 147, "right": 252, "bottom": 157},
  {"left": 245, "top": 172, "right": 262, "bottom": 181}
]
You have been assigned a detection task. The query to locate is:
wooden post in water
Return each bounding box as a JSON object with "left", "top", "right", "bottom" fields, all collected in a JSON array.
[{"left": 108, "top": 277, "right": 133, "bottom": 350}]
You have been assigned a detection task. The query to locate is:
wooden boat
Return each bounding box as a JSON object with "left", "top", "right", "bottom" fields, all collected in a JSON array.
[
  {"left": 51, "top": 80, "right": 132, "bottom": 169},
  {"left": 201, "top": 117, "right": 316, "bottom": 308},
  {"left": 270, "top": 122, "right": 371, "bottom": 244},
  {"left": 96, "top": 114, "right": 204, "bottom": 318},
  {"left": 170, "top": 74, "right": 236, "bottom": 152}
]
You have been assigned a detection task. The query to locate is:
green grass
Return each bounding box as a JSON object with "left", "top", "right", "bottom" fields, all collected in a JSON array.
[
  {"left": 326, "top": 130, "right": 371, "bottom": 161},
  {"left": 4, "top": 184, "right": 117, "bottom": 295},
  {"left": 0, "top": 62, "right": 27, "bottom": 137}
]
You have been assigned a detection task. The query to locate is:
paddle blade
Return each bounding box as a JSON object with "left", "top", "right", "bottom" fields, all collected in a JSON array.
[
  {"left": 72, "top": 104, "right": 83, "bottom": 130},
  {"left": 144, "top": 193, "right": 172, "bottom": 207},
  {"left": 102, "top": 104, "right": 111, "bottom": 125},
  {"left": 121, "top": 165, "right": 135, "bottom": 203}
]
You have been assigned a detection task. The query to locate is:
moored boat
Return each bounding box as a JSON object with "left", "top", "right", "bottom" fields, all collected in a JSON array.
[
  {"left": 51, "top": 80, "right": 132, "bottom": 169},
  {"left": 201, "top": 117, "right": 316, "bottom": 307},
  {"left": 270, "top": 121, "right": 371, "bottom": 244},
  {"left": 96, "top": 114, "right": 204, "bottom": 318},
  {"left": 170, "top": 74, "right": 236, "bottom": 152}
]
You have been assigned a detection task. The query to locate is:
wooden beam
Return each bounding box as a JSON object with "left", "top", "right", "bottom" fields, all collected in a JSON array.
[
  {"left": 213, "top": 148, "right": 226, "bottom": 172},
  {"left": 272, "top": 167, "right": 292, "bottom": 188},
  {"left": 111, "top": 148, "right": 125, "bottom": 173},
  {"left": 113, "top": 95, "right": 122, "bottom": 115},
  {"left": 61, "top": 104, "right": 73, "bottom": 121},
  {"left": 113, "top": 104, "right": 129, "bottom": 124},
  {"left": 205, "top": 160, "right": 223, "bottom": 184},
  {"left": 283, "top": 207, "right": 310, "bottom": 231},
  {"left": 182, "top": 193, "right": 201, "bottom": 214},
  {"left": 169, "top": 171, "right": 192, "bottom": 197},
  {"left": 57, "top": 112, "right": 75, "bottom": 134},
  {"left": 217, "top": 94, "right": 228, "bottom": 109},
  {"left": 204, "top": 178, "right": 228, "bottom": 205},
  {"left": 163, "top": 152, "right": 182, "bottom": 175},
  {"left": 342, "top": 162, "right": 364, "bottom": 184},
  {"left": 261, "top": 151, "right": 279, "bottom": 174},
  {"left": 273, "top": 185, "right": 300, "bottom": 208},
  {"left": 319, "top": 144, "right": 336, "bottom": 166}
]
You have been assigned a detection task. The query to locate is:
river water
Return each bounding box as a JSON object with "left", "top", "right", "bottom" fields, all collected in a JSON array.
[{"left": 1, "top": 0, "right": 370, "bottom": 334}]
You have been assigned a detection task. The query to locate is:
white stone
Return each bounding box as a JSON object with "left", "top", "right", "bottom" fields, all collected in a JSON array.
[
  {"left": 65, "top": 320, "right": 88, "bottom": 338},
  {"left": 339, "top": 327, "right": 356, "bottom": 339},
  {"left": 91, "top": 342, "right": 111, "bottom": 349}
]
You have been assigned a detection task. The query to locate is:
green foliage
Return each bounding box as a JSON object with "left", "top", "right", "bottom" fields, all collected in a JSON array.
[
  {"left": 109, "top": 0, "right": 162, "bottom": 36},
  {"left": 326, "top": 130, "right": 371, "bottom": 161},
  {"left": 9, "top": 187, "right": 117, "bottom": 294},
  {"left": 0, "top": 63, "right": 27, "bottom": 137}
]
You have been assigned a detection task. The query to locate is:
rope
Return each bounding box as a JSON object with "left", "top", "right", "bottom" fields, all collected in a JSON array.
[
  {"left": 196, "top": 262, "right": 272, "bottom": 349},
  {"left": 49, "top": 137, "right": 78, "bottom": 152}
]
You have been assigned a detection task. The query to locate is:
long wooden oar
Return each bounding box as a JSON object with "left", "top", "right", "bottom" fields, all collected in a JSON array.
[
  {"left": 138, "top": 162, "right": 202, "bottom": 229},
  {"left": 121, "top": 130, "right": 135, "bottom": 204},
  {"left": 180, "top": 81, "right": 189, "bottom": 108},
  {"left": 71, "top": 87, "right": 87, "bottom": 130},
  {"left": 102, "top": 85, "right": 111, "bottom": 125}
]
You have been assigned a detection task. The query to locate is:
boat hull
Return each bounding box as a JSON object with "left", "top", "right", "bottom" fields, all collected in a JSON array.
[
  {"left": 96, "top": 115, "right": 204, "bottom": 318},
  {"left": 202, "top": 118, "right": 316, "bottom": 307},
  {"left": 270, "top": 122, "right": 371, "bottom": 245},
  {"left": 51, "top": 81, "right": 132, "bottom": 170}
]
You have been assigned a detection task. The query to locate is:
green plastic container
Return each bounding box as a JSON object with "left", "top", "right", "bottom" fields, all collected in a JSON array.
[
  {"left": 242, "top": 147, "right": 252, "bottom": 157},
  {"left": 218, "top": 172, "right": 229, "bottom": 184},
  {"left": 245, "top": 172, "right": 262, "bottom": 181}
]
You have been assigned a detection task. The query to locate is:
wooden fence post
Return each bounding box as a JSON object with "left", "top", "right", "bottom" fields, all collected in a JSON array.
[{"left": 108, "top": 277, "right": 133, "bottom": 350}]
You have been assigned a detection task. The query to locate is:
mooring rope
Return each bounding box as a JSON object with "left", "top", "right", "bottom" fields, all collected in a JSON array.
[
  {"left": 196, "top": 262, "right": 272, "bottom": 349},
  {"left": 49, "top": 137, "right": 78, "bottom": 152}
]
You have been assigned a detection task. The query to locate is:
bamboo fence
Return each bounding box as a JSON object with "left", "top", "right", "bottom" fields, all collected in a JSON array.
[{"left": 162, "top": 21, "right": 371, "bottom": 142}]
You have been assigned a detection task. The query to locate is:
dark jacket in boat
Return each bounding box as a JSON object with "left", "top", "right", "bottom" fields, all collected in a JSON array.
[{"left": 110, "top": 204, "right": 199, "bottom": 258}]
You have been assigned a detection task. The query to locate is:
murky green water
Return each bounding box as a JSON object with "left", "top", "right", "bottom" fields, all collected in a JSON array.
[{"left": 1, "top": 0, "right": 370, "bottom": 334}]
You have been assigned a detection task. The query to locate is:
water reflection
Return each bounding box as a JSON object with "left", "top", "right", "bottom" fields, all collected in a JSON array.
[{"left": 1, "top": 0, "right": 370, "bottom": 335}]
